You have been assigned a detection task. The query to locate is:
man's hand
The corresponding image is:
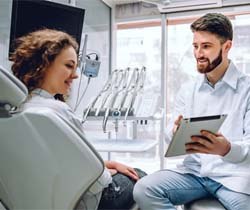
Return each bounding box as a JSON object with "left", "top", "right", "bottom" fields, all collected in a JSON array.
[{"left": 185, "top": 130, "right": 231, "bottom": 156}]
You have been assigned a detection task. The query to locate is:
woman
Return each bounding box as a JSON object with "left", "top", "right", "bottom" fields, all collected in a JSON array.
[{"left": 10, "top": 28, "right": 146, "bottom": 210}]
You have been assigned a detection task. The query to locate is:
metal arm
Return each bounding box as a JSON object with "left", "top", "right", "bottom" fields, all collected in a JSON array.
[{"left": 82, "top": 70, "right": 115, "bottom": 123}]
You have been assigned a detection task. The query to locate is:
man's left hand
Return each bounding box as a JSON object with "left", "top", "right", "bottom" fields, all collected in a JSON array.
[{"left": 185, "top": 130, "right": 231, "bottom": 156}]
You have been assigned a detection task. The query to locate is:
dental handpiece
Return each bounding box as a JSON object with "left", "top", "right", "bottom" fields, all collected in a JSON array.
[
  {"left": 123, "top": 68, "right": 140, "bottom": 120},
  {"left": 82, "top": 71, "right": 115, "bottom": 123},
  {"left": 102, "top": 70, "right": 124, "bottom": 132},
  {"left": 95, "top": 70, "right": 119, "bottom": 117}
]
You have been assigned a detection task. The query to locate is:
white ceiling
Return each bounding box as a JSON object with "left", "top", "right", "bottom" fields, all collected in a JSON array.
[
  {"left": 102, "top": 0, "right": 142, "bottom": 6},
  {"left": 102, "top": 0, "right": 170, "bottom": 6},
  {"left": 101, "top": 0, "right": 199, "bottom": 7},
  {"left": 102, "top": 0, "right": 250, "bottom": 14}
]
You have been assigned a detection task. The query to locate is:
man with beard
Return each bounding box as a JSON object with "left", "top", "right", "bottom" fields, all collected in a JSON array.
[{"left": 133, "top": 13, "right": 250, "bottom": 210}]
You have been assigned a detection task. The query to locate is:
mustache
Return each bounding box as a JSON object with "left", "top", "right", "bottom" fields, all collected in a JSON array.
[{"left": 197, "top": 57, "right": 209, "bottom": 61}]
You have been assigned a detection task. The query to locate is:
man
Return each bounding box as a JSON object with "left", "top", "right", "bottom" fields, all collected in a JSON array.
[{"left": 133, "top": 13, "right": 250, "bottom": 210}]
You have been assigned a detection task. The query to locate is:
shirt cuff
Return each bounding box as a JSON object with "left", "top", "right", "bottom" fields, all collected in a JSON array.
[{"left": 222, "top": 143, "right": 245, "bottom": 163}]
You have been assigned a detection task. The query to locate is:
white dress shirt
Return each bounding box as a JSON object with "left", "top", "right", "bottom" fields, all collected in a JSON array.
[
  {"left": 23, "top": 89, "right": 112, "bottom": 210},
  {"left": 166, "top": 61, "right": 250, "bottom": 195}
]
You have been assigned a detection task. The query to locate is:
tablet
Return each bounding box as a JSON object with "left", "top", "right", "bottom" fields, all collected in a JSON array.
[{"left": 165, "top": 114, "right": 227, "bottom": 157}]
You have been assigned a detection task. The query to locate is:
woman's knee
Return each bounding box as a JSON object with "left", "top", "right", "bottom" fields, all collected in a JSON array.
[{"left": 134, "top": 168, "right": 147, "bottom": 179}]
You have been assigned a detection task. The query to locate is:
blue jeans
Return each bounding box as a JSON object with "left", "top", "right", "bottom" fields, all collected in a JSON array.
[
  {"left": 133, "top": 170, "right": 250, "bottom": 210},
  {"left": 98, "top": 168, "right": 147, "bottom": 210}
]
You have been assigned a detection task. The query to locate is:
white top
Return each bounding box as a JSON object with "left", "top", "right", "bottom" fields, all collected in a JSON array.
[
  {"left": 166, "top": 61, "right": 250, "bottom": 195},
  {"left": 23, "top": 89, "right": 112, "bottom": 210}
]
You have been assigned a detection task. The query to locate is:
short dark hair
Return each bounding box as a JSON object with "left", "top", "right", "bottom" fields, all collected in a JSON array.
[{"left": 190, "top": 13, "right": 233, "bottom": 43}]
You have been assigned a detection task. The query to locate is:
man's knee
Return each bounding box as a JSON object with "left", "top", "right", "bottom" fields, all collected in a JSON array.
[{"left": 133, "top": 177, "right": 149, "bottom": 202}]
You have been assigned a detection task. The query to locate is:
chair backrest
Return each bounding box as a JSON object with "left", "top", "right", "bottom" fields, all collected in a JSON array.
[{"left": 0, "top": 66, "right": 104, "bottom": 209}]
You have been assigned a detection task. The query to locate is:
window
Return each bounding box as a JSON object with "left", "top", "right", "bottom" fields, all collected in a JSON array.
[
  {"left": 166, "top": 13, "right": 250, "bottom": 119},
  {"left": 116, "top": 12, "right": 250, "bottom": 171},
  {"left": 116, "top": 25, "right": 161, "bottom": 93}
]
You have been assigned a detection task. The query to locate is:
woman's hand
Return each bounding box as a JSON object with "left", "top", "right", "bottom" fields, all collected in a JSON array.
[
  {"left": 185, "top": 130, "right": 231, "bottom": 156},
  {"left": 105, "top": 161, "right": 139, "bottom": 180},
  {"left": 108, "top": 168, "right": 118, "bottom": 176}
]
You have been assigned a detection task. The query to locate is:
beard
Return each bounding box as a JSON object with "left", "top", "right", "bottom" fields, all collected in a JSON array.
[{"left": 196, "top": 49, "right": 223, "bottom": 74}]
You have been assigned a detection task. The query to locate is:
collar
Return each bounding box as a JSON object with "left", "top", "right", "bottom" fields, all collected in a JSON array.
[
  {"left": 197, "top": 61, "right": 241, "bottom": 90},
  {"left": 221, "top": 61, "right": 241, "bottom": 90},
  {"left": 31, "top": 88, "right": 55, "bottom": 99}
]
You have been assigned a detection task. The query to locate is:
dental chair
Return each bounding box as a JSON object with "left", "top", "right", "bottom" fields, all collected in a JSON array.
[{"left": 0, "top": 66, "right": 104, "bottom": 209}]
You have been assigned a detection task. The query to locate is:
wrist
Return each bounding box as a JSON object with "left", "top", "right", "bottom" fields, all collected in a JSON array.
[
  {"left": 105, "top": 160, "right": 117, "bottom": 169},
  {"left": 222, "top": 142, "right": 231, "bottom": 156}
]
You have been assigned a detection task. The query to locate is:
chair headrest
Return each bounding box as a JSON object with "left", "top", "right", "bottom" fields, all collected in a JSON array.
[{"left": 0, "top": 66, "right": 28, "bottom": 108}]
